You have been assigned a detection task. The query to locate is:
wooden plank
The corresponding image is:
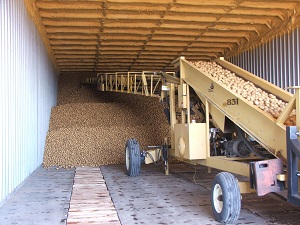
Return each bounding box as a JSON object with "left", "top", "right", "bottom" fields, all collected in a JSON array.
[
  {"left": 39, "top": 11, "right": 103, "bottom": 19},
  {"left": 36, "top": 1, "right": 103, "bottom": 10},
  {"left": 43, "top": 19, "right": 101, "bottom": 27},
  {"left": 67, "top": 167, "right": 121, "bottom": 225},
  {"left": 46, "top": 27, "right": 100, "bottom": 34}
]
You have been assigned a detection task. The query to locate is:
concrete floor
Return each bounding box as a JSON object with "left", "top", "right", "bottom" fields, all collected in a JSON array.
[
  {"left": 0, "top": 167, "right": 75, "bottom": 225},
  {"left": 1, "top": 163, "right": 300, "bottom": 225},
  {"left": 102, "top": 164, "right": 300, "bottom": 225}
]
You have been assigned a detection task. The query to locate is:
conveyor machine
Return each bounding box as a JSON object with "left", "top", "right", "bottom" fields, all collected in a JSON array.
[
  {"left": 98, "top": 57, "right": 300, "bottom": 224},
  {"left": 159, "top": 57, "right": 300, "bottom": 223}
]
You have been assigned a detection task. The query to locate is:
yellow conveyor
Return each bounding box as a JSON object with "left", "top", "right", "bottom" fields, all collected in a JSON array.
[{"left": 174, "top": 56, "right": 298, "bottom": 163}]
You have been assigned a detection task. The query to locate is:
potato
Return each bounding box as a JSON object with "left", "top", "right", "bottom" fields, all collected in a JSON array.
[{"left": 192, "top": 60, "right": 296, "bottom": 126}]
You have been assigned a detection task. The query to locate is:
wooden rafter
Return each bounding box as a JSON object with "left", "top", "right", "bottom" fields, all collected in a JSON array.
[{"left": 22, "top": 0, "right": 300, "bottom": 72}]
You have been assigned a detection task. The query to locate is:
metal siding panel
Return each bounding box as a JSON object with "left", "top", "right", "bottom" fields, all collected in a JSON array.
[
  {"left": 37, "top": 38, "right": 58, "bottom": 164},
  {"left": 281, "top": 33, "right": 285, "bottom": 89},
  {"left": 246, "top": 50, "right": 250, "bottom": 71},
  {"left": 0, "top": 0, "right": 5, "bottom": 200},
  {"left": 228, "top": 27, "right": 299, "bottom": 94},
  {"left": 249, "top": 48, "right": 252, "bottom": 72},
  {"left": 244, "top": 51, "right": 247, "bottom": 69},
  {"left": 276, "top": 35, "right": 280, "bottom": 88},
  {"left": 282, "top": 33, "right": 289, "bottom": 88},
  {"left": 244, "top": 50, "right": 247, "bottom": 71},
  {"left": 277, "top": 34, "right": 281, "bottom": 87},
  {"left": 295, "top": 27, "right": 300, "bottom": 86},
  {"left": 261, "top": 44, "right": 265, "bottom": 80},
  {"left": 265, "top": 41, "right": 270, "bottom": 83},
  {"left": 287, "top": 30, "right": 293, "bottom": 91},
  {"left": 289, "top": 29, "right": 294, "bottom": 89},
  {"left": 254, "top": 46, "right": 258, "bottom": 75},
  {"left": 271, "top": 39, "right": 275, "bottom": 85},
  {"left": 251, "top": 48, "right": 254, "bottom": 73},
  {"left": 247, "top": 48, "right": 250, "bottom": 72},
  {"left": 256, "top": 45, "right": 259, "bottom": 75},
  {"left": 241, "top": 52, "right": 244, "bottom": 68},
  {"left": 0, "top": 0, "right": 57, "bottom": 204},
  {"left": 250, "top": 47, "right": 254, "bottom": 74},
  {"left": 5, "top": 0, "right": 11, "bottom": 197},
  {"left": 273, "top": 36, "right": 281, "bottom": 86},
  {"left": 257, "top": 45, "right": 261, "bottom": 77},
  {"left": 253, "top": 47, "right": 256, "bottom": 74},
  {"left": 0, "top": 0, "right": 2, "bottom": 199}
]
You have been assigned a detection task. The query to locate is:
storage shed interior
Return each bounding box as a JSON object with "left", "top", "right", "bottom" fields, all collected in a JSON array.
[{"left": 1, "top": 0, "right": 300, "bottom": 206}]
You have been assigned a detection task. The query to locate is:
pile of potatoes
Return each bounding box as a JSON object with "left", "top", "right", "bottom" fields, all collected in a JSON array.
[
  {"left": 43, "top": 73, "right": 170, "bottom": 168},
  {"left": 192, "top": 61, "right": 296, "bottom": 126}
]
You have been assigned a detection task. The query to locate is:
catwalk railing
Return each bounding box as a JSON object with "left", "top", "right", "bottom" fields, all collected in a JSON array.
[{"left": 97, "top": 71, "right": 175, "bottom": 97}]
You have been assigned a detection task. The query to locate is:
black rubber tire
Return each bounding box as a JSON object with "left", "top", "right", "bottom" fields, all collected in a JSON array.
[
  {"left": 233, "top": 139, "right": 250, "bottom": 157},
  {"left": 125, "top": 138, "right": 141, "bottom": 177},
  {"left": 211, "top": 172, "right": 241, "bottom": 224}
]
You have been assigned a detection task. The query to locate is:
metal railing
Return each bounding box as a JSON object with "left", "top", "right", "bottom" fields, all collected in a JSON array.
[{"left": 97, "top": 71, "right": 175, "bottom": 97}]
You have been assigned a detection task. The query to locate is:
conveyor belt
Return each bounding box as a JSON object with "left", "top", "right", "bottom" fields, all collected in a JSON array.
[{"left": 67, "top": 167, "right": 121, "bottom": 225}]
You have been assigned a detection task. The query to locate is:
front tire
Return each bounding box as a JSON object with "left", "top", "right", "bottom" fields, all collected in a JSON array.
[
  {"left": 211, "top": 172, "right": 241, "bottom": 224},
  {"left": 125, "top": 138, "right": 141, "bottom": 177}
]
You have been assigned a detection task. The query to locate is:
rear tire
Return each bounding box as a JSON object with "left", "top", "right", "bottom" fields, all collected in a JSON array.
[
  {"left": 125, "top": 138, "right": 141, "bottom": 177},
  {"left": 211, "top": 172, "right": 241, "bottom": 224}
]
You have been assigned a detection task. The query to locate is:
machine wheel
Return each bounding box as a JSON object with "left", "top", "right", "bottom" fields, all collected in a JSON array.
[
  {"left": 211, "top": 172, "right": 241, "bottom": 224},
  {"left": 233, "top": 139, "right": 250, "bottom": 157},
  {"left": 125, "top": 138, "right": 141, "bottom": 177}
]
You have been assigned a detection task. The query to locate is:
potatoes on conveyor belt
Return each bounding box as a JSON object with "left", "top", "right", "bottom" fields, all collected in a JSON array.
[
  {"left": 192, "top": 61, "right": 296, "bottom": 126},
  {"left": 43, "top": 73, "right": 170, "bottom": 168}
]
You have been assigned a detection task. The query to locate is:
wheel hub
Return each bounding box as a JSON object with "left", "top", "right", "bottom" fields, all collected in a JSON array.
[
  {"left": 213, "top": 183, "right": 223, "bottom": 213},
  {"left": 125, "top": 147, "right": 130, "bottom": 170}
]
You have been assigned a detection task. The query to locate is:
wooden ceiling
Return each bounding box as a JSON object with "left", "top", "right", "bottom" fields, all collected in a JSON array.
[{"left": 25, "top": 0, "right": 300, "bottom": 72}]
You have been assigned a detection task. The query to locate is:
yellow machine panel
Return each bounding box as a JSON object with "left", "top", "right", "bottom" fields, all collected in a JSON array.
[
  {"left": 145, "top": 149, "right": 161, "bottom": 164},
  {"left": 178, "top": 83, "right": 187, "bottom": 109},
  {"left": 174, "top": 123, "right": 207, "bottom": 160}
]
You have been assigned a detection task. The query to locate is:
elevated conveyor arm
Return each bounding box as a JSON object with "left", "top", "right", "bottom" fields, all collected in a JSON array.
[
  {"left": 97, "top": 71, "right": 175, "bottom": 97},
  {"left": 175, "top": 57, "right": 294, "bottom": 163}
]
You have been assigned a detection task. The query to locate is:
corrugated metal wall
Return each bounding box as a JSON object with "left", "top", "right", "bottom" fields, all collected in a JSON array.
[
  {"left": 0, "top": 0, "right": 58, "bottom": 204},
  {"left": 228, "top": 27, "right": 300, "bottom": 93}
]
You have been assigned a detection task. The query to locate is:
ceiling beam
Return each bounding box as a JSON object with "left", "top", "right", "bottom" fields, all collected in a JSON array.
[{"left": 36, "top": 1, "right": 103, "bottom": 10}]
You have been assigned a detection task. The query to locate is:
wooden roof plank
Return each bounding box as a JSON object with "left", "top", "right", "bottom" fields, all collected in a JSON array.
[
  {"left": 39, "top": 11, "right": 103, "bottom": 19},
  {"left": 240, "top": 1, "right": 297, "bottom": 10},
  {"left": 46, "top": 27, "right": 100, "bottom": 34},
  {"left": 26, "top": 0, "right": 300, "bottom": 72},
  {"left": 43, "top": 19, "right": 101, "bottom": 27},
  {"left": 50, "top": 40, "right": 98, "bottom": 45}
]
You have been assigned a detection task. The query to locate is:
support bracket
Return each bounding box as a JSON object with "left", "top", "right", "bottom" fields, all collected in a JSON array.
[
  {"left": 250, "top": 158, "right": 284, "bottom": 196},
  {"left": 287, "top": 126, "right": 300, "bottom": 206}
]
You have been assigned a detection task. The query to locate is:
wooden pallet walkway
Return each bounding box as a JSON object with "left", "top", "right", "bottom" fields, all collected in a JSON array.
[{"left": 67, "top": 167, "right": 121, "bottom": 225}]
